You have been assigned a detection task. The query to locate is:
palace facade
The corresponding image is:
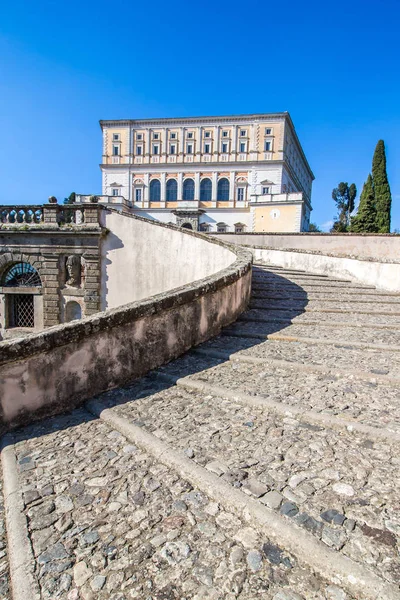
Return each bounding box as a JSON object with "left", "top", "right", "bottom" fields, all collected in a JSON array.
[{"left": 99, "top": 112, "right": 314, "bottom": 232}]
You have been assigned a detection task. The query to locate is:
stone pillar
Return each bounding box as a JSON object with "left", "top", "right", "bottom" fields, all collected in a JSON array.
[
  {"left": 83, "top": 206, "right": 100, "bottom": 224},
  {"left": 83, "top": 254, "right": 101, "bottom": 316},
  {"left": 160, "top": 173, "right": 166, "bottom": 207},
  {"left": 196, "top": 127, "right": 202, "bottom": 160},
  {"left": 145, "top": 129, "right": 151, "bottom": 163},
  {"left": 214, "top": 126, "right": 220, "bottom": 161},
  {"left": 177, "top": 173, "right": 183, "bottom": 201},
  {"left": 212, "top": 172, "right": 218, "bottom": 207},
  {"left": 194, "top": 173, "right": 200, "bottom": 201},
  {"left": 229, "top": 172, "right": 236, "bottom": 207},
  {"left": 43, "top": 205, "right": 59, "bottom": 225},
  {"left": 144, "top": 173, "right": 150, "bottom": 206},
  {"left": 42, "top": 254, "right": 60, "bottom": 327}
]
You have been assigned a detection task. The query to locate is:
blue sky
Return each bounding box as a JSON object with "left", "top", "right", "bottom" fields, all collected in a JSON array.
[{"left": 0, "top": 0, "right": 399, "bottom": 231}]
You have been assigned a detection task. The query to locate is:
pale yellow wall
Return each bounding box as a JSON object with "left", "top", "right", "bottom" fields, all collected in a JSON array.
[
  {"left": 256, "top": 121, "right": 284, "bottom": 159},
  {"left": 102, "top": 119, "right": 287, "bottom": 164},
  {"left": 253, "top": 204, "right": 299, "bottom": 233}
]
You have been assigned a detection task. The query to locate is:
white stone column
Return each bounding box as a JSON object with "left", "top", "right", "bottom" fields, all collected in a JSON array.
[
  {"left": 250, "top": 122, "right": 258, "bottom": 160},
  {"left": 229, "top": 172, "right": 235, "bottom": 207},
  {"left": 194, "top": 172, "right": 200, "bottom": 201},
  {"left": 212, "top": 172, "right": 218, "bottom": 207},
  {"left": 177, "top": 172, "right": 183, "bottom": 200},
  {"left": 143, "top": 173, "right": 150, "bottom": 207},
  {"left": 160, "top": 172, "right": 166, "bottom": 207}
]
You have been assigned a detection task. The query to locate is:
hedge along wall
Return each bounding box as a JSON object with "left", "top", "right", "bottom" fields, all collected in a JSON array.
[{"left": 0, "top": 214, "right": 252, "bottom": 431}]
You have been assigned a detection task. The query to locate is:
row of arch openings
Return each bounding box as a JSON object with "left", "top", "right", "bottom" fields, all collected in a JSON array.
[{"left": 149, "top": 178, "right": 230, "bottom": 202}]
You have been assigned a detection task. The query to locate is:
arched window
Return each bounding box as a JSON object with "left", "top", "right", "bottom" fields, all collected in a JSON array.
[
  {"left": 1, "top": 262, "right": 41, "bottom": 287},
  {"left": 183, "top": 178, "right": 195, "bottom": 201},
  {"left": 166, "top": 179, "right": 177, "bottom": 201},
  {"left": 200, "top": 178, "right": 212, "bottom": 201},
  {"left": 149, "top": 179, "right": 161, "bottom": 201},
  {"left": 65, "top": 301, "right": 82, "bottom": 322},
  {"left": 217, "top": 178, "right": 230, "bottom": 201},
  {"left": 181, "top": 223, "right": 193, "bottom": 230}
]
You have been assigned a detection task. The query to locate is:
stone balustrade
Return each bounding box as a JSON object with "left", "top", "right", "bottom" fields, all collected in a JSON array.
[{"left": 0, "top": 203, "right": 101, "bottom": 227}]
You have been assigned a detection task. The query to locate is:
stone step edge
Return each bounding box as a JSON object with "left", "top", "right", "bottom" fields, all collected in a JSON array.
[
  {"left": 1, "top": 434, "right": 41, "bottom": 600},
  {"left": 252, "top": 282, "right": 377, "bottom": 291},
  {"left": 251, "top": 295, "right": 400, "bottom": 304},
  {"left": 221, "top": 330, "right": 400, "bottom": 353},
  {"left": 85, "top": 398, "right": 399, "bottom": 600},
  {"left": 239, "top": 315, "right": 400, "bottom": 331},
  {"left": 249, "top": 305, "right": 400, "bottom": 317},
  {"left": 254, "top": 271, "right": 351, "bottom": 282},
  {"left": 193, "top": 347, "right": 400, "bottom": 388},
  {"left": 155, "top": 370, "right": 400, "bottom": 446},
  {"left": 253, "top": 278, "right": 373, "bottom": 288}
]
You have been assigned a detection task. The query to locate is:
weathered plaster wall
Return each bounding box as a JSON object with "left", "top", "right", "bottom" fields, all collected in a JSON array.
[
  {"left": 210, "top": 233, "right": 400, "bottom": 261},
  {"left": 0, "top": 224, "right": 252, "bottom": 430},
  {"left": 101, "top": 210, "right": 235, "bottom": 309},
  {"left": 253, "top": 248, "right": 400, "bottom": 292}
]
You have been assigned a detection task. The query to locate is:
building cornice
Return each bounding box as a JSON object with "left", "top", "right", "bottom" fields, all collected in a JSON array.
[
  {"left": 99, "top": 112, "right": 288, "bottom": 129},
  {"left": 100, "top": 159, "right": 288, "bottom": 171}
]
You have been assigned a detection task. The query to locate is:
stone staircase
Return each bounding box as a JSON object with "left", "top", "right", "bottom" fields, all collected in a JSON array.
[{"left": 1, "top": 264, "right": 400, "bottom": 600}]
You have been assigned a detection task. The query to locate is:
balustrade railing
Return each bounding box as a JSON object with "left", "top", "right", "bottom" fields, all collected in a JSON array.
[
  {"left": 0, "top": 206, "right": 43, "bottom": 224},
  {"left": 0, "top": 204, "right": 100, "bottom": 226}
]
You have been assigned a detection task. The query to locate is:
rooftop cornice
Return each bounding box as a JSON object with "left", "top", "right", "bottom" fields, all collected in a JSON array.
[{"left": 99, "top": 112, "right": 289, "bottom": 129}]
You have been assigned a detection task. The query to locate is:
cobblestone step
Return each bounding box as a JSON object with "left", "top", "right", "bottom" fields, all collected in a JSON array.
[
  {"left": 252, "top": 278, "right": 376, "bottom": 290},
  {"left": 161, "top": 353, "right": 400, "bottom": 433},
  {"left": 222, "top": 320, "right": 400, "bottom": 348},
  {"left": 2, "top": 264, "right": 399, "bottom": 599},
  {"left": 201, "top": 335, "right": 400, "bottom": 377},
  {"left": 249, "top": 300, "right": 400, "bottom": 315},
  {"left": 245, "top": 307, "right": 400, "bottom": 325},
  {"left": 92, "top": 374, "right": 400, "bottom": 590},
  {"left": 3, "top": 407, "right": 367, "bottom": 600}
]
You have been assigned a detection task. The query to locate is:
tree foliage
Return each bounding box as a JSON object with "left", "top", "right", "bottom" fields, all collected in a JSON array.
[
  {"left": 331, "top": 182, "right": 357, "bottom": 231},
  {"left": 63, "top": 192, "right": 76, "bottom": 205},
  {"left": 372, "top": 140, "right": 392, "bottom": 233},
  {"left": 308, "top": 222, "right": 321, "bottom": 232},
  {"left": 350, "top": 174, "right": 377, "bottom": 233}
]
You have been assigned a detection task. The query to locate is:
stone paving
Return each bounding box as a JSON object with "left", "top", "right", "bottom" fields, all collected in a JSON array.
[
  {"left": 10, "top": 409, "right": 345, "bottom": 600},
  {"left": 0, "top": 473, "right": 10, "bottom": 599},
  {"left": 1, "top": 263, "right": 400, "bottom": 599}
]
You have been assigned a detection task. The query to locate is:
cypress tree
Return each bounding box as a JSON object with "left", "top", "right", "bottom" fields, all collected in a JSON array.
[
  {"left": 350, "top": 174, "right": 377, "bottom": 232},
  {"left": 372, "top": 140, "right": 392, "bottom": 233}
]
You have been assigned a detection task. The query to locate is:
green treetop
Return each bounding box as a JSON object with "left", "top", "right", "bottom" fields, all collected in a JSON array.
[
  {"left": 331, "top": 182, "right": 357, "bottom": 232},
  {"left": 350, "top": 174, "right": 377, "bottom": 233},
  {"left": 372, "top": 140, "right": 392, "bottom": 233}
]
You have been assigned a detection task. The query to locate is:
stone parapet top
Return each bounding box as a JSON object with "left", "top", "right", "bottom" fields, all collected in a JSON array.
[{"left": 245, "top": 244, "right": 400, "bottom": 265}]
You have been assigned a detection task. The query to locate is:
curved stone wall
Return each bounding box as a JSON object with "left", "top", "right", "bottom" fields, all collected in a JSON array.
[{"left": 0, "top": 216, "right": 252, "bottom": 430}]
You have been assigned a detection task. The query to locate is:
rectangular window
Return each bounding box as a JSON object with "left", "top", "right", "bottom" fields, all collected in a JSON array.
[
  {"left": 112, "top": 188, "right": 119, "bottom": 196},
  {"left": 204, "top": 143, "right": 210, "bottom": 153},
  {"left": 170, "top": 145, "right": 176, "bottom": 154},
  {"left": 240, "top": 142, "right": 246, "bottom": 153},
  {"left": 170, "top": 132, "right": 176, "bottom": 139},
  {"left": 137, "top": 134, "right": 142, "bottom": 140},
  {"left": 240, "top": 130, "right": 246, "bottom": 137},
  {"left": 135, "top": 188, "right": 142, "bottom": 202},
  {"left": 265, "top": 128, "right": 272, "bottom": 135},
  {"left": 187, "top": 132, "right": 193, "bottom": 139},
  {"left": 187, "top": 144, "right": 193, "bottom": 154},
  {"left": 262, "top": 186, "right": 270, "bottom": 194},
  {"left": 222, "top": 143, "right": 228, "bottom": 153},
  {"left": 153, "top": 133, "right": 159, "bottom": 140},
  {"left": 222, "top": 131, "right": 228, "bottom": 137},
  {"left": 136, "top": 146, "right": 142, "bottom": 155},
  {"left": 204, "top": 131, "right": 211, "bottom": 138},
  {"left": 113, "top": 134, "right": 120, "bottom": 141},
  {"left": 217, "top": 224, "right": 227, "bottom": 233},
  {"left": 237, "top": 188, "right": 244, "bottom": 201},
  {"left": 153, "top": 145, "right": 159, "bottom": 155},
  {"left": 264, "top": 141, "right": 271, "bottom": 151},
  {"left": 113, "top": 146, "right": 119, "bottom": 156}
]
